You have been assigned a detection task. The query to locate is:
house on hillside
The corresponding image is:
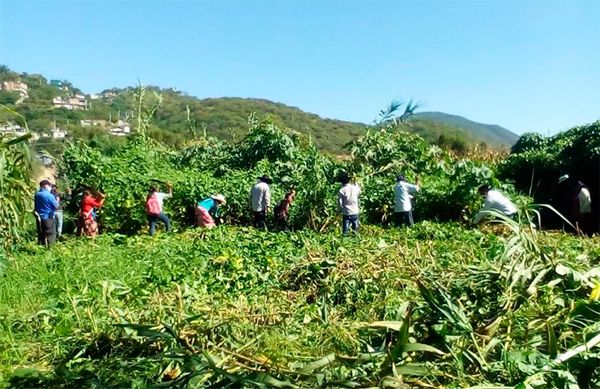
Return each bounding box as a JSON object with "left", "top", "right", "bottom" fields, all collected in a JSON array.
[
  {"left": 53, "top": 94, "right": 88, "bottom": 110},
  {"left": 0, "top": 123, "right": 26, "bottom": 136},
  {"left": 109, "top": 120, "right": 131, "bottom": 136},
  {"left": 51, "top": 128, "right": 67, "bottom": 139},
  {"left": 80, "top": 119, "right": 108, "bottom": 127},
  {"left": 0, "top": 80, "right": 29, "bottom": 103}
]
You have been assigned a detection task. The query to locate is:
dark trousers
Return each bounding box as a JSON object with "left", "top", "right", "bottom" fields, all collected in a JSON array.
[
  {"left": 342, "top": 214, "right": 359, "bottom": 235},
  {"left": 148, "top": 213, "right": 171, "bottom": 236},
  {"left": 36, "top": 217, "right": 56, "bottom": 247},
  {"left": 395, "top": 211, "right": 414, "bottom": 227},
  {"left": 253, "top": 211, "right": 267, "bottom": 229}
]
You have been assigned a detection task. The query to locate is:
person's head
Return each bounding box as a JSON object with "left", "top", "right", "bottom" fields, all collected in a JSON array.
[
  {"left": 83, "top": 189, "right": 92, "bottom": 197},
  {"left": 258, "top": 175, "right": 273, "bottom": 184},
  {"left": 478, "top": 185, "right": 490, "bottom": 196},
  {"left": 39, "top": 179, "right": 52, "bottom": 191},
  {"left": 210, "top": 194, "right": 226, "bottom": 205},
  {"left": 285, "top": 190, "right": 296, "bottom": 201},
  {"left": 51, "top": 185, "right": 58, "bottom": 194},
  {"left": 148, "top": 185, "right": 158, "bottom": 195},
  {"left": 396, "top": 175, "right": 406, "bottom": 182},
  {"left": 339, "top": 173, "right": 350, "bottom": 185}
]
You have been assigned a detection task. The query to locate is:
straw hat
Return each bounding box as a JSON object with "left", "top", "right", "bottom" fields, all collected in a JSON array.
[{"left": 211, "top": 194, "right": 226, "bottom": 204}]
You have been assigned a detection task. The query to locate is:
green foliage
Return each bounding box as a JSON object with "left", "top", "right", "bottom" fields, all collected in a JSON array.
[
  {"left": 0, "top": 108, "right": 34, "bottom": 251},
  {"left": 499, "top": 121, "right": 599, "bottom": 230},
  {"left": 1, "top": 225, "right": 599, "bottom": 388}
]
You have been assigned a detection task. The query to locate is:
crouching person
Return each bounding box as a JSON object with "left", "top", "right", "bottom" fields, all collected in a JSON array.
[{"left": 195, "top": 194, "right": 226, "bottom": 229}]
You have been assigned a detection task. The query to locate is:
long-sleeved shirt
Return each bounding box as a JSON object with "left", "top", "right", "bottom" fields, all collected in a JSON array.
[
  {"left": 81, "top": 195, "right": 104, "bottom": 219},
  {"left": 34, "top": 188, "right": 58, "bottom": 220},
  {"left": 250, "top": 182, "right": 271, "bottom": 212},
  {"left": 473, "top": 189, "right": 518, "bottom": 224},
  {"left": 394, "top": 181, "right": 420, "bottom": 212},
  {"left": 338, "top": 184, "right": 361, "bottom": 216}
]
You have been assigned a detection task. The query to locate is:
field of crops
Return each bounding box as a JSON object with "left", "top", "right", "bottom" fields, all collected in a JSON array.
[
  {"left": 1, "top": 222, "right": 599, "bottom": 388},
  {"left": 1, "top": 92, "right": 599, "bottom": 388}
]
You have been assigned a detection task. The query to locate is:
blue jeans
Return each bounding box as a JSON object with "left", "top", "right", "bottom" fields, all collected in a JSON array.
[
  {"left": 395, "top": 211, "right": 414, "bottom": 227},
  {"left": 148, "top": 213, "right": 171, "bottom": 236},
  {"left": 342, "top": 214, "right": 359, "bottom": 235},
  {"left": 54, "top": 210, "right": 64, "bottom": 237}
]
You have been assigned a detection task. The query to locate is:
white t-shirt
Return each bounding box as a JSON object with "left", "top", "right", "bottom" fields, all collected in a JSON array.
[
  {"left": 250, "top": 182, "right": 271, "bottom": 212},
  {"left": 338, "top": 184, "right": 361, "bottom": 216},
  {"left": 579, "top": 187, "right": 592, "bottom": 214},
  {"left": 394, "top": 181, "right": 420, "bottom": 212},
  {"left": 473, "top": 189, "right": 518, "bottom": 224}
]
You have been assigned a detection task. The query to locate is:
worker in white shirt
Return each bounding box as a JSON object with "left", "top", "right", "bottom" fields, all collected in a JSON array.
[
  {"left": 338, "top": 173, "right": 361, "bottom": 235},
  {"left": 557, "top": 174, "right": 593, "bottom": 234},
  {"left": 394, "top": 174, "right": 420, "bottom": 227},
  {"left": 473, "top": 185, "right": 518, "bottom": 225},
  {"left": 250, "top": 175, "right": 272, "bottom": 229}
]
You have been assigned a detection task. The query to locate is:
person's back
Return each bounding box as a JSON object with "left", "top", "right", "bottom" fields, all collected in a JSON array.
[
  {"left": 394, "top": 176, "right": 420, "bottom": 227},
  {"left": 251, "top": 182, "right": 270, "bottom": 212},
  {"left": 485, "top": 190, "right": 517, "bottom": 215},
  {"left": 338, "top": 183, "right": 361, "bottom": 216},
  {"left": 35, "top": 188, "right": 57, "bottom": 220}
]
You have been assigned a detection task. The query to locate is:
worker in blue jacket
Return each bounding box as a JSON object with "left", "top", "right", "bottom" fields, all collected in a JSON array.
[{"left": 34, "top": 179, "right": 58, "bottom": 247}]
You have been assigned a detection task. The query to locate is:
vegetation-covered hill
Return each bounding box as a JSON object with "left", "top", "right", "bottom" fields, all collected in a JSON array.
[
  {"left": 1, "top": 65, "right": 517, "bottom": 153},
  {"left": 415, "top": 111, "right": 519, "bottom": 148}
]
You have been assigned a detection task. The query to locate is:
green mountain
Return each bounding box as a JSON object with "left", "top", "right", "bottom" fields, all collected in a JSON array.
[
  {"left": 0, "top": 65, "right": 518, "bottom": 153},
  {"left": 414, "top": 111, "right": 519, "bottom": 148}
]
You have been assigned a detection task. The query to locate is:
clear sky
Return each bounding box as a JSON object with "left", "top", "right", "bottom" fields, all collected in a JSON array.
[{"left": 1, "top": 0, "right": 598, "bottom": 135}]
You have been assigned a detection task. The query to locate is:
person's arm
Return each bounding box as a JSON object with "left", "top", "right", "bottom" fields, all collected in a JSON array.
[
  {"left": 165, "top": 183, "right": 173, "bottom": 198},
  {"left": 264, "top": 187, "right": 271, "bottom": 211},
  {"left": 338, "top": 191, "right": 344, "bottom": 213}
]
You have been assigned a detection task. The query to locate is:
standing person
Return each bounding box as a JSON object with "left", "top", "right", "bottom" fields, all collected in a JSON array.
[
  {"left": 34, "top": 180, "right": 58, "bottom": 247},
  {"left": 473, "top": 185, "right": 518, "bottom": 225},
  {"left": 274, "top": 189, "right": 296, "bottom": 231},
  {"left": 556, "top": 175, "right": 592, "bottom": 234},
  {"left": 195, "top": 194, "right": 226, "bottom": 229},
  {"left": 146, "top": 183, "right": 173, "bottom": 236},
  {"left": 78, "top": 189, "right": 106, "bottom": 237},
  {"left": 338, "top": 173, "right": 361, "bottom": 235},
  {"left": 394, "top": 175, "right": 420, "bottom": 227},
  {"left": 250, "top": 175, "right": 272, "bottom": 229},
  {"left": 52, "top": 185, "right": 71, "bottom": 239}
]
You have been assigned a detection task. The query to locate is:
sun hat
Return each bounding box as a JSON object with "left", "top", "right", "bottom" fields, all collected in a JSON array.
[
  {"left": 558, "top": 174, "right": 569, "bottom": 184},
  {"left": 211, "top": 194, "right": 226, "bottom": 204}
]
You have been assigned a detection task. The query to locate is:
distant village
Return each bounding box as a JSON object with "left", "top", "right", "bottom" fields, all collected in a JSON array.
[{"left": 0, "top": 77, "right": 132, "bottom": 139}]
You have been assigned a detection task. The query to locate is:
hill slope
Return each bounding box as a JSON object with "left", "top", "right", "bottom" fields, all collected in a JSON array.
[
  {"left": 415, "top": 111, "right": 519, "bottom": 147},
  {"left": 0, "top": 66, "right": 518, "bottom": 153}
]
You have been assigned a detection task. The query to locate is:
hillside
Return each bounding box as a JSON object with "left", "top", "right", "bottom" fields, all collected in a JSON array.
[
  {"left": 415, "top": 111, "right": 519, "bottom": 147},
  {"left": 0, "top": 66, "right": 518, "bottom": 153}
]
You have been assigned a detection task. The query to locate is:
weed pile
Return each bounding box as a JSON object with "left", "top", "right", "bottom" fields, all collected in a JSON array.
[{"left": 1, "top": 223, "right": 599, "bottom": 388}]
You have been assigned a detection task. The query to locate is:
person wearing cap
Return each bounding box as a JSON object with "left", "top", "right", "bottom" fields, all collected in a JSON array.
[
  {"left": 473, "top": 185, "right": 518, "bottom": 225},
  {"left": 338, "top": 173, "right": 361, "bottom": 235},
  {"left": 394, "top": 175, "right": 420, "bottom": 227},
  {"left": 196, "top": 194, "right": 226, "bottom": 229},
  {"left": 34, "top": 179, "right": 59, "bottom": 247},
  {"left": 250, "top": 175, "right": 272, "bottom": 229}
]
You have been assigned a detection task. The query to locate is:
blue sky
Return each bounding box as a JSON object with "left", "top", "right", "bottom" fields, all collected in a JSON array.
[{"left": 1, "top": 0, "right": 598, "bottom": 135}]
